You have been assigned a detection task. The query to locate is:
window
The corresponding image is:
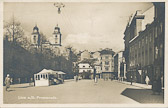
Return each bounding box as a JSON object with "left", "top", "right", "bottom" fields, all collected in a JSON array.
[
  {"left": 105, "top": 67, "right": 109, "bottom": 71},
  {"left": 43, "top": 74, "right": 45, "bottom": 79},
  {"left": 139, "top": 41, "right": 141, "bottom": 48},
  {"left": 38, "top": 75, "right": 40, "bottom": 80},
  {"left": 105, "top": 61, "right": 109, "bottom": 65},
  {"left": 46, "top": 74, "right": 48, "bottom": 79},
  {"left": 41, "top": 74, "right": 43, "bottom": 78},
  {"left": 149, "top": 34, "right": 152, "bottom": 42},
  {"left": 36, "top": 75, "right": 38, "bottom": 80},
  {"left": 155, "top": 27, "right": 157, "bottom": 38},
  {"left": 83, "top": 65, "right": 85, "bottom": 68},
  {"left": 160, "top": 44, "right": 163, "bottom": 57},
  {"left": 142, "top": 38, "right": 144, "bottom": 45},
  {"left": 146, "top": 36, "right": 148, "bottom": 44},
  {"left": 160, "top": 22, "right": 163, "bottom": 33},
  {"left": 155, "top": 46, "right": 158, "bottom": 59},
  {"left": 105, "top": 56, "right": 109, "bottom": 59}
]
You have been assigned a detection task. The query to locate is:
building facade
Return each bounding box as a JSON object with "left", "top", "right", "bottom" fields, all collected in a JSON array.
[
  {"left": 123, "top": 3, "right": 164, "bottom": 85},
  {"left": 114, "top": 51, "right": 126, "bottom": 80},
  {"left": 78, "top": 62, "right": 94, "bottom": 79},
  {"left": 92, "top": 51, "right": 101, "bottom": 78},
  {"left": 153, "top": 3, "right": 165, "bottom": 87},
  {"left": 100, "top": 49, "right": 115, "bottom": 79}
]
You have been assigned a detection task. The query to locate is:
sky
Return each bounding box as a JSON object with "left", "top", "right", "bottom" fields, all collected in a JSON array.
[{"left": 3, "top": 2, "right": 153, "bottom": 52}]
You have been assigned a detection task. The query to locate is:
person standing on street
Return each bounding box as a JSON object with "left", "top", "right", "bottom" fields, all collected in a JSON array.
[
  {"left": 145, "top": 75, "right": 150, "bottom": 86},
  {"left": 5, "top": 74, "right": 11, "bottom": 91}
]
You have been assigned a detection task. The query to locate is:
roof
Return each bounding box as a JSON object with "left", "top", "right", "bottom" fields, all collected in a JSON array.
[
  {"left": 100, "top": 49, "right": 115, "bottom": 56},
  {"left": 36, "top": 69, "right": 65, "bottom": 75},
  {"left": 57, "top": 71, "right": 66, "bottom": 74},
  {"left": 33, "top": 25, "right": 39, "bottom": 31}
]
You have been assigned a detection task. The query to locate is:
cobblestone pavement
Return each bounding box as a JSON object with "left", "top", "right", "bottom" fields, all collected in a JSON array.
[{"left": 3, "top": 79, "right": 163, "bottom": 104}]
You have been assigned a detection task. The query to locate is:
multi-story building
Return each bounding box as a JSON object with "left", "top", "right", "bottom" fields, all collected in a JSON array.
[
  {"left": 114, "top": 51, "right": 126, "bottom": 80},
  {"left": 99, "top": 49, "right": 115, "bottom": 79},
  {"left": 123, "top": 3, "right": 164, "bottom": 84},
  {"left": 78, "top": 62, "right": 94, "bottom": 79},
  {"left": 92, "top": 51, "right": 101, "bottom": 78},
  {"left": 153, "top": 3, "right": 165, "bottom": 87}
]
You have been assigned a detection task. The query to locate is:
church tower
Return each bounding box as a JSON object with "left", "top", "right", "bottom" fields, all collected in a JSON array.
[
  {"left": 53, "top": 25, "right": 61, "bottom": 46},
  {"left": 31, "top": 25, "right": 41, "bottom": 48}
]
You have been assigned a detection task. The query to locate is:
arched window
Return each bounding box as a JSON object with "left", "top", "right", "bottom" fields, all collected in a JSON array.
[{"left": 43, "top": 74, "right": 45, "bottom": 79}]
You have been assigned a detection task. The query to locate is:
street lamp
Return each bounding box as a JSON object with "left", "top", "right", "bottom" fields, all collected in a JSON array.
[{"left": 53, "top": 2, "right": 65, "bottom": 14}]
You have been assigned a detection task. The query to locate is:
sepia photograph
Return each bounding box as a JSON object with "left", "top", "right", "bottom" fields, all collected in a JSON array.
[{"left": 0, "top": 0, "right": 167, "bottom": 107}]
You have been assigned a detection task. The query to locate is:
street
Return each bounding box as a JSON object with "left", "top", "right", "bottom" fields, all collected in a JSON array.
[{"left": 3, "top": 79, "right": 163, "bottom": 104}]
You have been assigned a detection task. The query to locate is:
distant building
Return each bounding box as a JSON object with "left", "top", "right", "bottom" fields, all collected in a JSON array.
[
  {"left": 114, "top": 51, "right": 126, "bottom": 80},
  {"left": 78, "top": 62, "right": 94, "bottom": 79},
  {"left": 99, "top": 48, "right": 115, "bottom": 79},
  {"left": 30, "top": 25, "right": 70, "bottom": 59},
  {"left": 80, "top": 50, "right": 91, "bottom": 61},
  {"left": 92, "top": 51, "right": 101, "bottom": 78}
]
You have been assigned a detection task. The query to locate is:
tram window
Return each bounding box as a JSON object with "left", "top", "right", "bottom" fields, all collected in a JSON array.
[
  {"left": 36, "top": 75, "right": 38, "bottom": 80},
  {"left": 41, "top": 74, "right": 43, "bottom": 78},
  {"left": 43, "top": 74, "right": 45, "bottom": 79},
  {"left": 38, "top": 75, "right": 40, "bottom": 80},
  {"left": 46, "top": 74, "right": 48, "bottom": 79}
]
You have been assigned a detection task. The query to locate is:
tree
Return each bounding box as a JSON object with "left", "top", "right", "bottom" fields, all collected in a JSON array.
[
  {"left": 3, "top": 17, "right": 24, "bottom": 44},
  {"left": 40, "top": 32, "right": 47, "bottom": 43}
]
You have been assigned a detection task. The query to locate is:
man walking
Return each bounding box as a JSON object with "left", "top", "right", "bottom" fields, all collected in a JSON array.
[{"left": 5, "top": 74, "right": 11, "bottom": 91}]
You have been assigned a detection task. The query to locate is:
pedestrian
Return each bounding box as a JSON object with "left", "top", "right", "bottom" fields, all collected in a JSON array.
[
  {"left": 94, "top": 77, "right": 97, "bottom": 83},
  {"left": 161, "top": 75, "right": 163, "bottom": 89},
  {"left": 130, "top": 75, "right": 133, "bottom": 85},
  {"left": 76, "top": 75, "right": 78, "bottom": 82},
  {"left": 5, "top": 74, "right": 11, "bottom": 91},
  {"left": 145, "top": 76, "right": 150, "bottom": 86}
]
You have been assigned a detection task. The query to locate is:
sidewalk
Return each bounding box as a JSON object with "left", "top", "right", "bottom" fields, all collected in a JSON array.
[{"left": 115, "top": 80, "right": 152, "bottom": 89}]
